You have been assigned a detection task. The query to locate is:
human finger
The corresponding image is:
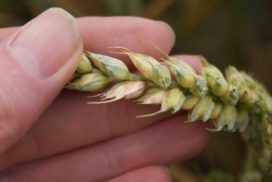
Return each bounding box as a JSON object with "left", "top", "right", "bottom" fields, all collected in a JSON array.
[{"left": 0, "top": 115, "right": 208, "bottom": 182}]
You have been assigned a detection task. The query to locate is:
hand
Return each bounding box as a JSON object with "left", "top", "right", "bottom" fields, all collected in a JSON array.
[{"left": 0, "top": 8, "right": 208, "bottom": 182}]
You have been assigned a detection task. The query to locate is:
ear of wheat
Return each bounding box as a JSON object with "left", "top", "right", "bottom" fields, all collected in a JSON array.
[{"left": 65, "top": 48, "right": 272, "bottom": 181}]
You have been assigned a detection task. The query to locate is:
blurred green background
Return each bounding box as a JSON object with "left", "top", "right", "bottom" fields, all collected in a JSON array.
[
  {"left": 0, "top": 0, "right": 271, "bottom": 92},
  {"left": 0, "top": 0, "right": 271, "bottom": 181}
]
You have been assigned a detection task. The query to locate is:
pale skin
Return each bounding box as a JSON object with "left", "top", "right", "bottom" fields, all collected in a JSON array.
[{"left": 0, "top": 8, "right": 208, "bottom": 181}]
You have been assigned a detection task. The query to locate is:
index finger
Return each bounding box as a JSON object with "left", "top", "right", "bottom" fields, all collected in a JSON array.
[{"left": 77, "top": 16, "right": 175, "bottom": 61}]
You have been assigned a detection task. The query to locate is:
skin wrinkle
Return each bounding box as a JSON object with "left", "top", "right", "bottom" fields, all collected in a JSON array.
[
  {"left": 0, "top": 51, "right": 24, "bottom": 132},
  {"left": 86, "top": 104, "right": 113, "bottom": 143},
  {"left": 103, "top": 118, "right": 168, "bottom": 177},
  {"left": 0, "top": 129, "right": 50, "bottom": 170},
  {"left": 103, "top": 143, "right": 124, "bottom": 179},
  {"left": 23, "top": 132, "right": 41, "bottom": 165},
  {"left": 0, "top": 87, "right": 26, "bottom": 159},
  {"left": 113, "top": 101, "right": 130, "bottom": 135},
  {"left": 104, "top": 103, "right": 115, "bottom": 140},
  {"left": 0, "top": 99, "right": 16, "bottom": 145},
  {"left": 2, "top": 167, "right": 32, "bottom": 182},
  {"left": 0, "top": 149, "right": 11, "bottom": 170},
  {"left": 125, "top": 101, "right": 136, "bottom": 133},
  {"left": 88, "top": 98, "right": 123, "bottom": 140},
  {"left": 102, "top": 100, "right": 152, "bottom": 138},
  {"left": 108, "top": 166, "right": 170, "bottom": 182}
]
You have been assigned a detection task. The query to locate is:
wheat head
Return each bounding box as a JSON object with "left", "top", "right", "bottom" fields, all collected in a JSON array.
[{"left": 65, "top": 48, "right": 272, "bottom": 181}]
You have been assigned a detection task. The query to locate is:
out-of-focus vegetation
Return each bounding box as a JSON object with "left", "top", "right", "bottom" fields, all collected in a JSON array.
[
  {"left": 1, "top": 0, "right": 271, "bottom": 181},
  {"left": 0, "top": 0, "right": 271, "bottom": 91}
]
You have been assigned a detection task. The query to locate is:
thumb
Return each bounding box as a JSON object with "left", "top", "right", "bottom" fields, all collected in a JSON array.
[{"left": 0, "top": 8, "right": 82, "bottom": 153}]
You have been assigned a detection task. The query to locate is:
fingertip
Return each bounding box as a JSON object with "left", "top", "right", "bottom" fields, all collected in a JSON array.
[
  {"left": 172, "top": 55, "right": 203, "bottom": 73},
  {"left": 155, "top": 20, "right": 176, "bottom": 50}
]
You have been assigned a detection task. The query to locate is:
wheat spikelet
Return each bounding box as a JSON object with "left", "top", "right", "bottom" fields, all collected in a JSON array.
[{"left": 66, "top": 48, "right": 272, "bottom": 181}]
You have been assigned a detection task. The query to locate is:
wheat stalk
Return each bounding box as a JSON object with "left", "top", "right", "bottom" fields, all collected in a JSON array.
[{"left": 65, "top": 48, "right": 272, "bottom": 181}]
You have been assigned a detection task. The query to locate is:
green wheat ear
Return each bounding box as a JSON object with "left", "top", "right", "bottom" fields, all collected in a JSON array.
[{"left": 65, "top": 49, "right": 272, "bottom": 182}]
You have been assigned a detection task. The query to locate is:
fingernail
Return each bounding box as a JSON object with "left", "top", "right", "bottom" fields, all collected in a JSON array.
[
  {"left": 157, "top": 21, "right": 176, "bottom": 45},
  {"left": 8, "top": 8, "right": 80, "bottom": 79}
]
